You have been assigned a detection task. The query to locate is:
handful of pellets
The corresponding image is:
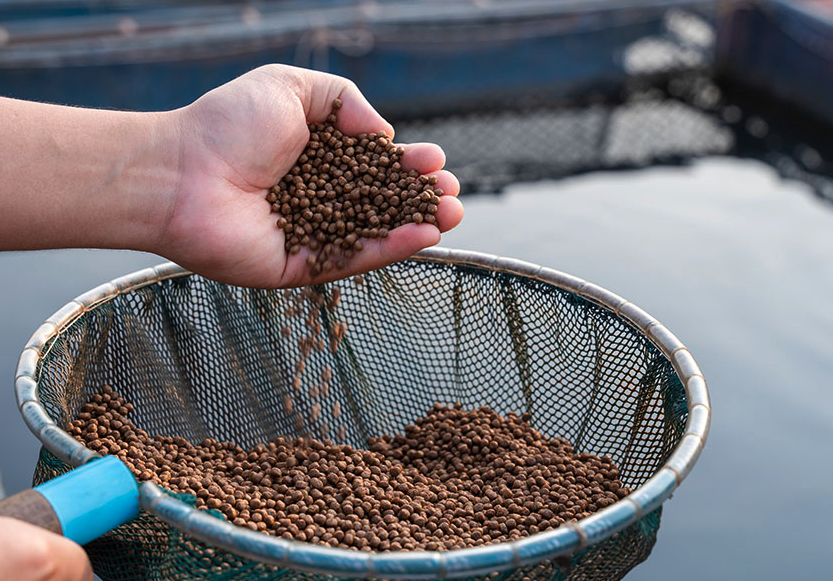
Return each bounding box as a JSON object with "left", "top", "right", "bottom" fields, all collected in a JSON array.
[
  {"left": 69, "top": 388, "right": 631, "bottom": 552},
  {"left": 268, "top": 99, "right": 441, "bottom": 276}
]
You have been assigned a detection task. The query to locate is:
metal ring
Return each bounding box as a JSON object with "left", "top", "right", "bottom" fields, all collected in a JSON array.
[{"left": 16, "top": 249, "right": 710, "bottom": 578}]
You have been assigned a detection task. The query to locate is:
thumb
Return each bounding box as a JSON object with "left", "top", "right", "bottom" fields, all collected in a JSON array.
[
  {"left": 295, "top": 67, "right": 395, "bottom": 138},
  {"left": 0, "top": 517, "right": 93, "bottom": 581}
]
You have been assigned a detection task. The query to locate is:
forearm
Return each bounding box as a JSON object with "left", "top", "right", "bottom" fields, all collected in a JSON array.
[{"left": 0, "top": 97, "right": 181, "bottom": 252}]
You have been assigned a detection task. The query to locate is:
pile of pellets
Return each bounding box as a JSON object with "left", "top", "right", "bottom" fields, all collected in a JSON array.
[
  {"left": 268, "top": 99, "right": 442, "bottom": 276},
  {"left": 69, "top": 391, "right": 630, "bottom": 552}
]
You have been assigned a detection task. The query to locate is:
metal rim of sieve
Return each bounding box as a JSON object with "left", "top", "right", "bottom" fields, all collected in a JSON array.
[{"left": 15, "top": 247, "right": 710, "bottom": 579}]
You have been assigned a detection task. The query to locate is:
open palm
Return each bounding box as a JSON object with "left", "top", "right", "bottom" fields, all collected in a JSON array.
[{"left": 159, "top": 65, "right": 463, "bottom": 288}]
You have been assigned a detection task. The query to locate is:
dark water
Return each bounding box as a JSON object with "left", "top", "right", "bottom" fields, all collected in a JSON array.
[{"left": 1, "top": 158, "right": 831, "bottom": 580}]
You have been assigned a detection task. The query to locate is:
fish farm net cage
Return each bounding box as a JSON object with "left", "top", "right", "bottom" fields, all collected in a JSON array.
[
  {"left": 18, "top": 251, "right": 709, "bottom": 581},
  {"left": 1, "top": 0, "right": 831, "bottom": 203}
]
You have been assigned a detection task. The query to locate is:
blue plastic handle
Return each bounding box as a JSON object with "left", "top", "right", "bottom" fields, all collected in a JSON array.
[{"left": 36, "top": 456, "right": 139, "bottom": 545}]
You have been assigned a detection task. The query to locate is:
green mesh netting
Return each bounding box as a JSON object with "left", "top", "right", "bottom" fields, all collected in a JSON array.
[{"left": 32, "top": 257, "right": 685, "bottom": 581}]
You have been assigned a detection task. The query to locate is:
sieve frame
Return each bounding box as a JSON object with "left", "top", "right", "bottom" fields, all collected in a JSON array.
[{"left": 15, "top": 248, "right": 710, "bottom": 579}]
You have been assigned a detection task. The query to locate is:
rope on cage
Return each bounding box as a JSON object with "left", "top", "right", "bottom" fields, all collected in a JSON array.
[
  {"left": 369, "top": 4, "right": 718, "bottom": 48},
  {"left": 293, "top": 11, "right": 375, "bottom": 72}
]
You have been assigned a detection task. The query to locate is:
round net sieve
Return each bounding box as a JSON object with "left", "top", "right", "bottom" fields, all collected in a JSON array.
[{"left": 18, "top": 248, "right": 709, "bottom": 581}]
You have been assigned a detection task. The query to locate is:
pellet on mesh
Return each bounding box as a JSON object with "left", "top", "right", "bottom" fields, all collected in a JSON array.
[
  {"left": 269, "top": 99, "right": 441, "bottom": 276},
  {"left": 69, "top": 387, "right": 631, "bottom": 552}
]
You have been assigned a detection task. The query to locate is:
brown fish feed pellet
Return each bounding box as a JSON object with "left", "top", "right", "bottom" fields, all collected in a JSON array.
[
  {"left": 269, "top": 98, "right": 441, "bottom": 276},
  {"left": 69, "top": 388, "right": 631, "bottom": 552},
  {"left": 276, "top": 284, "right": 351, "bottom": 440}
]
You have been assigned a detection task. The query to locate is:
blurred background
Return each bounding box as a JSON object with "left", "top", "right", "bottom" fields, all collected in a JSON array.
[{"left": 1, "top": 0, "right": 832, "bottom": 579}]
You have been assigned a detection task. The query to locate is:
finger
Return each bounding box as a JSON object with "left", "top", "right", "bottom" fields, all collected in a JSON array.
[
  {"left": 435, "top": 195, "right": 465, "bottom": 233},
  {"left": 431, "top": 170, "right": 461, "bottom": 198},
  {"left": 337, "top": 224, "right": 441, "bottom": 277},
  {"left": 296, "top": 68, "right": 394, "bottom": 138},
  {"left": 396, "top": 145, "right": 460, "bottom": 197},
  {"left": 398, "top": 143, "right": 446, "bottom": 174},
  {"left": 0, "top": 517, "right": 93, "bottom": 581},
  {"left": 281, "top": 223, "right": 440, "bottom": 286},
  {"left": 335, "top": 83, "right": 395, "bottom": 138}
]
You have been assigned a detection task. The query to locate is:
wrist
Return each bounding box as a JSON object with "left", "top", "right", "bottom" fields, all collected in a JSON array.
[{"left": 114, "top": 109, "right": 183, "bottom": 254}]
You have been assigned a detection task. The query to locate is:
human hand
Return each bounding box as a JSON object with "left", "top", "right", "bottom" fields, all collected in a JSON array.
[
  {"left": 0, "top": 517, "right": 92, "bottom": 581},
  {"left": 159, "top": 64, "right": 464, "bottom": 288}
]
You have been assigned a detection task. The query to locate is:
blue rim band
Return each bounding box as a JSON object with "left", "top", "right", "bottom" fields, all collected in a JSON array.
[{"left": 36, "top": 456, "right": 139, "bottom": 545}]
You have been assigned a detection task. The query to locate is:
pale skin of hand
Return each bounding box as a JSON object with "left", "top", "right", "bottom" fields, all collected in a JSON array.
[
  {"left": 0, "top": 517, "right": 92, "bottom": 581},
  {"left": 0, "top": 64, "right": 464, "bottom": 287},
  {"left": 0, "top": 64, "right": 463, "bottom": 577}
]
